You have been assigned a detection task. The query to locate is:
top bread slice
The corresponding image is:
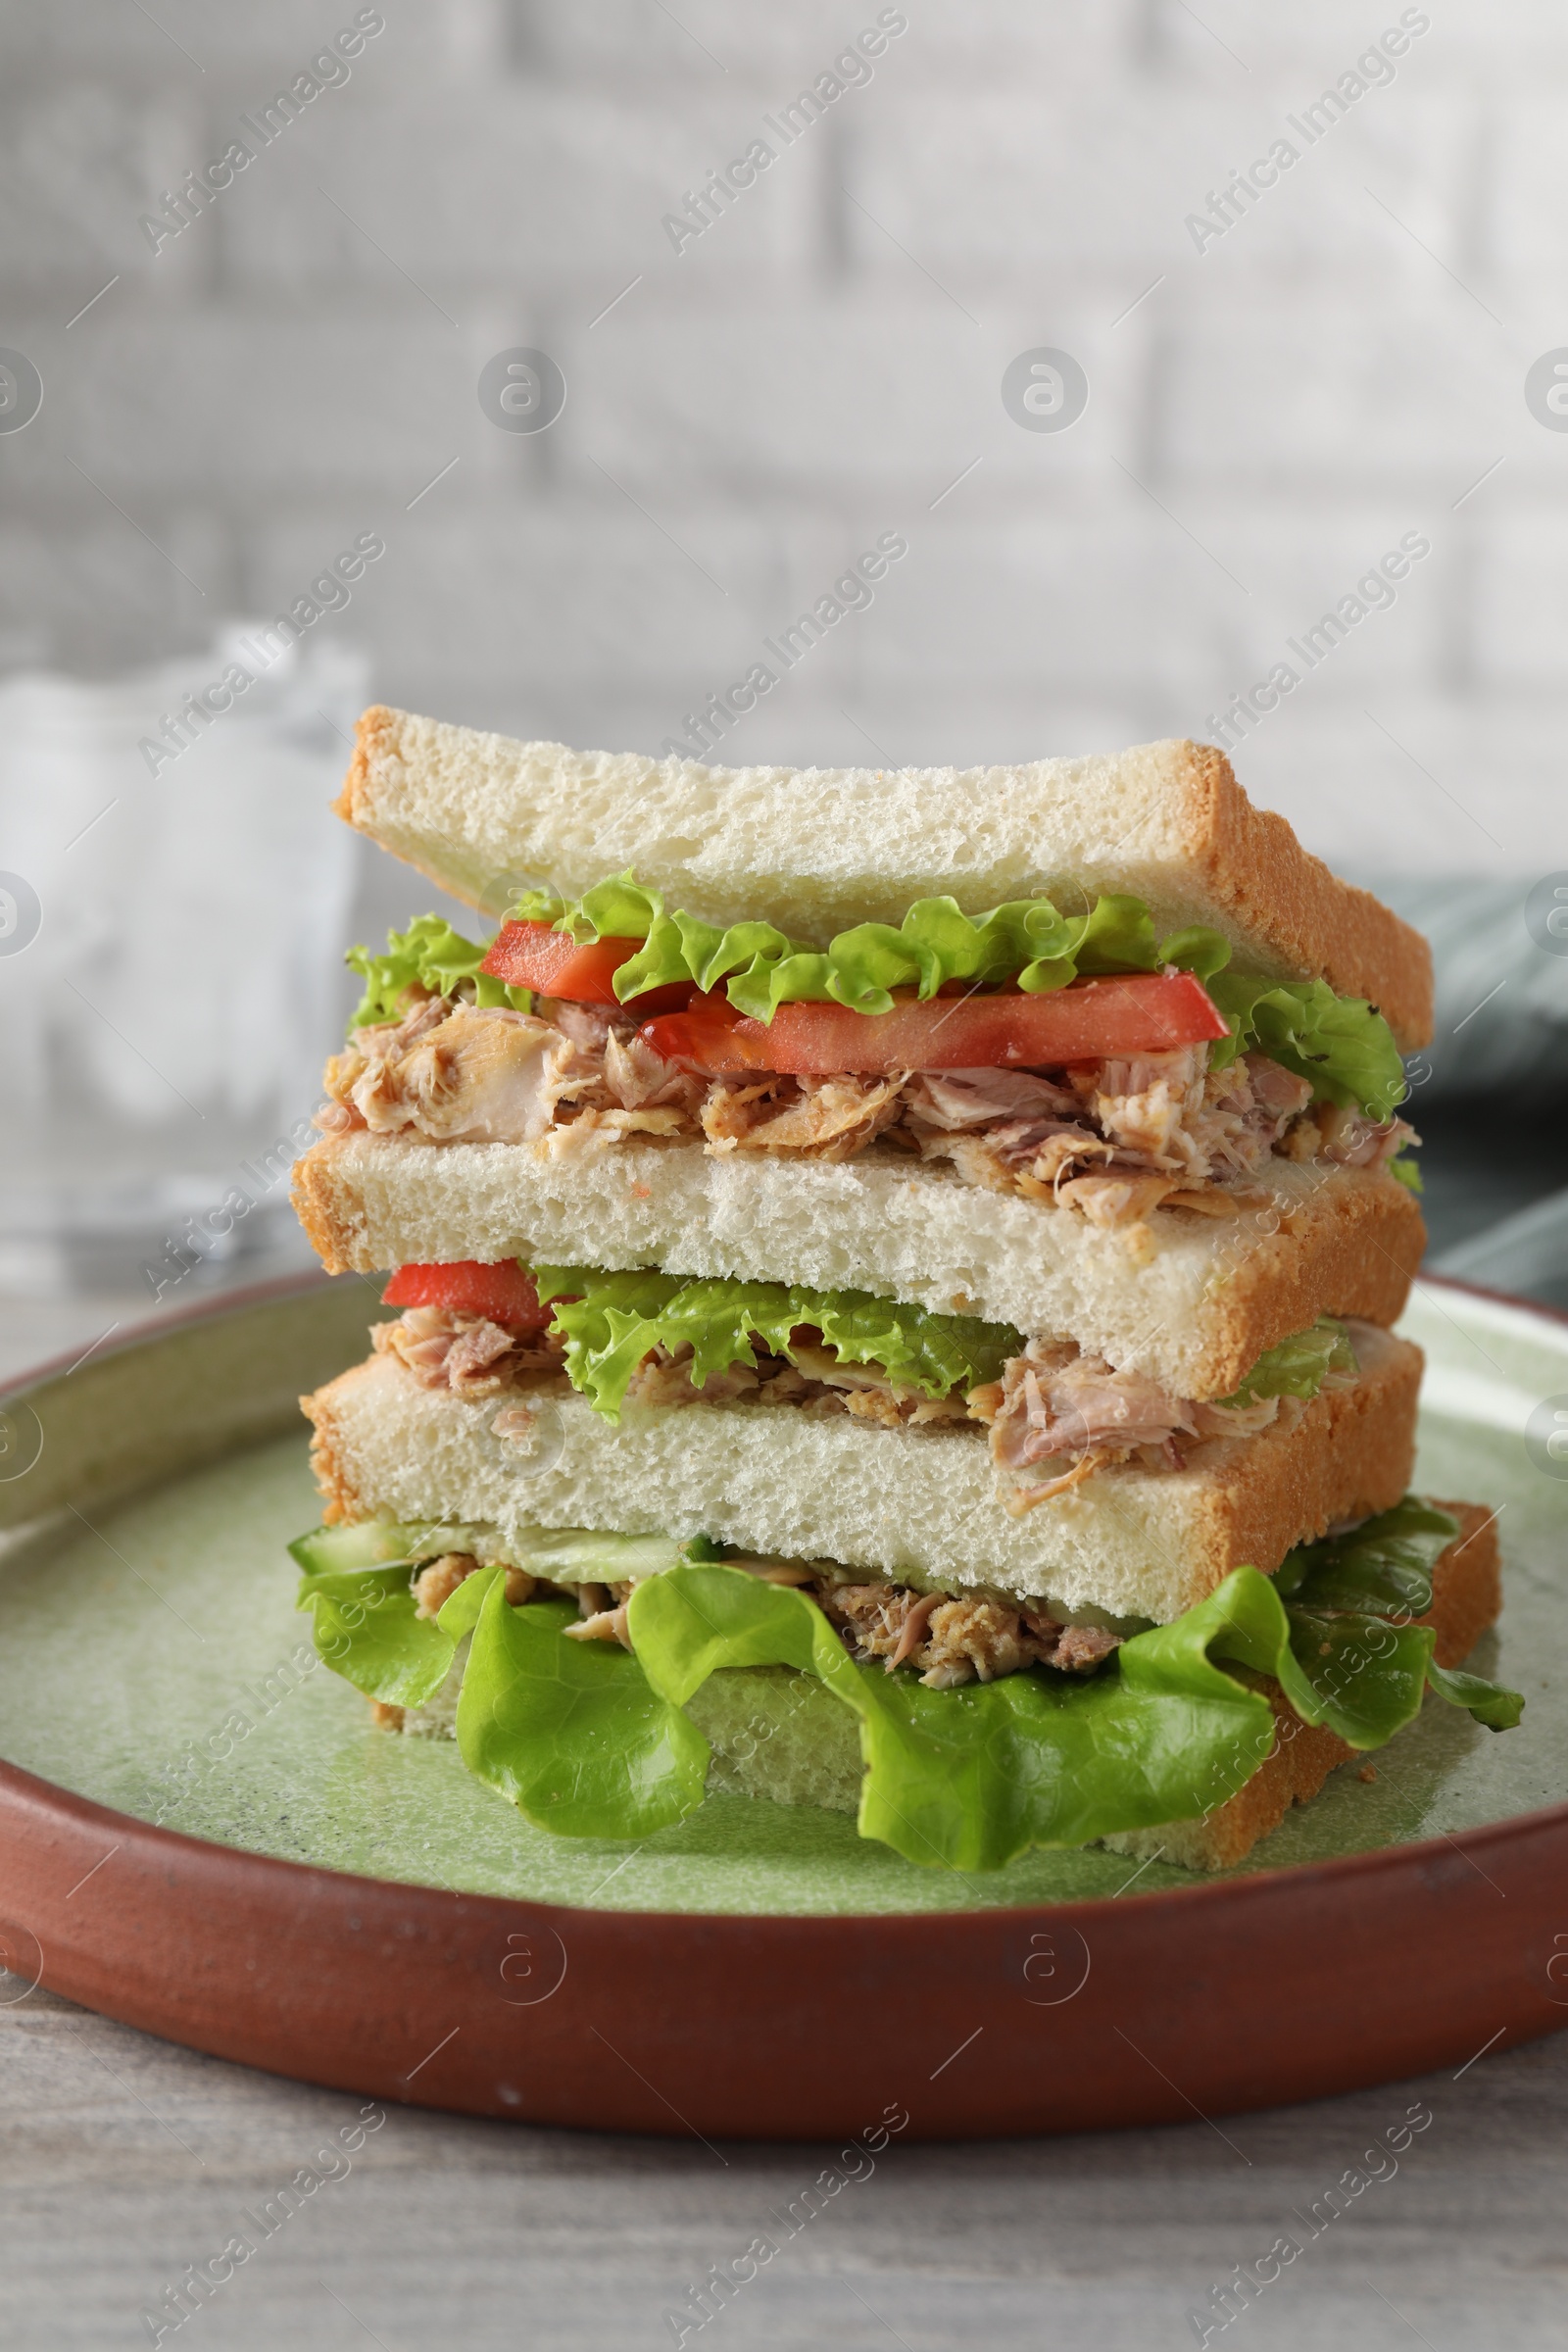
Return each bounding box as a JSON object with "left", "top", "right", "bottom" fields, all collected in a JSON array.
[{"left": 337, "top": 707, "right": 1435, "bottom": 1051}]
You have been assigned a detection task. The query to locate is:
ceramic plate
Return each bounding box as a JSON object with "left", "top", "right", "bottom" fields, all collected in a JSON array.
[{"left": 0, "top": 1273, "right": 1563, "bottom": 2137}]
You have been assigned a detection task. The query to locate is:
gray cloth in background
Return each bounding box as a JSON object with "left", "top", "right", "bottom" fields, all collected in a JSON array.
[
  {"left": 1356, "top": 875, "right": 1568, "bottom": 1100},
  {"left": 1353, "top": 876, "right": 1568, "bottom": 1297}
]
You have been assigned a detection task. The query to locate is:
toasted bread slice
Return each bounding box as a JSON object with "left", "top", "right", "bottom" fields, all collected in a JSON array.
[{"left": 336, "top": 706, "right": 1434, "bottom": 1049}]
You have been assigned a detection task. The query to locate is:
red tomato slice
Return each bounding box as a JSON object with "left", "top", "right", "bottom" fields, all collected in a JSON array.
[
  {"left": 639, "top": 971, "right": 1229, "bottom": 1074},
  {"left": 479, "top": 920, "right": 692, "bottom": 1013},
  {"left": 381, "top": 1261, "right": 556, "bottom": 1329}
]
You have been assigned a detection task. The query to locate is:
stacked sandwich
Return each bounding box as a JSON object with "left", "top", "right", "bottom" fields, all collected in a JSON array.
[{"left": 289, "top": 710, "right": 1518, "bottom": 1872}]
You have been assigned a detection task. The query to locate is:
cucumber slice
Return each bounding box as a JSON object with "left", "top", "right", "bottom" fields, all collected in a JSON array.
[
  {"left": 507, "top": 1529, "right": 684, "bottom": 1583},
  {"left": 287, "top": 1522, "right": 422, "bottom": 1575}
]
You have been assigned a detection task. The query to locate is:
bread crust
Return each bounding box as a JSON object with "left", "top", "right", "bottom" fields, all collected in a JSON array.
[
  {"left": 1177, "top": 740, "right": 1433, "bottom": 1046},
  {"left": 1165, "top": 1329, "right": 1423, "bottom": 1590},
  {"left": 301, "top": 1378, "right": 358, "bottom": 1530},
  {"left": 290, "top": 1142, "right": 350, "bottom": 1272},
  {"left": 332, "top": 701, "right": 394, "bottom": 828},
  {"left": 1108, "top": 1500, "right": 1502, "bottom": 1870},
  {"left": 1208, "top": 1160, "right": 1425, "bottom": 1382},
  {"left": 333, "top": 707, "right": 1434, "bottom": 1048},
  {"left": 290, "top": 1129, "right": 1425, "bottom": 1401}
]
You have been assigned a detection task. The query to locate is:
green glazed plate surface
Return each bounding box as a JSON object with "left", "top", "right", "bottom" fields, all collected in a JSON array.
[{"left": 0, "top": 1277, "right": 1560, "bottom": 1916}]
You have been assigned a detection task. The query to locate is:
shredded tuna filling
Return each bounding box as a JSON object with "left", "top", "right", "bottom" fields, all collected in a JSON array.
[
  {"left": 372, "top": 1306, "right": 563, "bottom": 1399},
  {"left": 319, "top": 989, "right": 1416, "bottom": 1230},
  {"left": 373, "top": 1306, "right": 1362, "bottom": 1503},
  {"left": 396, "top": 1549, "right": 1124, "bottom": 1692}
]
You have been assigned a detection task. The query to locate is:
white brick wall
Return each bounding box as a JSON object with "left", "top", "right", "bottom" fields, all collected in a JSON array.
[{"left": 0, "top": 0, "right": 1564, "bottom": 901}]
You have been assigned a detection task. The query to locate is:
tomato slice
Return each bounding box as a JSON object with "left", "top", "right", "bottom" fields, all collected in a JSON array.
[
  {"left": 479, "top": 920, "right": 692, "bottom": 1013},
  {"left": 639, "top": 971, "right": 1229, "bottom": 1074},
  {"left": 381, "top": 1261, "right": 556, "bottom": 1329}
]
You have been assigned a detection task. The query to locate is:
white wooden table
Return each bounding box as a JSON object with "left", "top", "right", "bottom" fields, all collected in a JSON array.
[{"left": 4, "top": 1290, "right": 1565, "bottom": 2351}]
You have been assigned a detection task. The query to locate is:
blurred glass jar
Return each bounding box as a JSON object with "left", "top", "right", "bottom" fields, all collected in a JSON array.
[{"left": 0, "top": 628, "right": 366, "bottom": 1294}]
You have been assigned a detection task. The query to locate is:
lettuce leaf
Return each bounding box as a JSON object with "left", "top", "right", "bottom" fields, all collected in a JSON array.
[
  {"left": 514, "top": 872, "right": 1231, "bottom": 1020},
  {"left": 629, "top": 1562, "right": 1280, "bottom": 1867},
  {"left": 1214, "top": 1316, "right": 1356, "bottom": 1410},
  {"left": 345, "top": 914, "right": 531, "bottom": 1029},
  {"left": 294, "top": 1564, "right": 457, "bottom": 1706},
  {"left": 510, "top": 872, "right": 1404, "bottom": 1117},
  {"left": 1272, "top": 1495, "right": 1459, "bottom": 1610},
  {"left": 1206, "top": 972, "right": 1406, "bottom": 1121},
  {"left": 293, "top": 1499, "right": 1521, "bottom": 1866},
  {"left": 1425, "top": 1662, "right": 1523, "bottom": 1731},
  {"left": 288, "top": 1523, "right": 693, "bottom": 1706},
  {"left": 532, "top": 1265, "right": 1022, "bottom": 1421},
  {"left": 455, "top": 1580, "right": 709, "bottom": 1838},
  {"left": 628, "top": 1551, "right": 1519, "bottom": 1868},
  {"left": 1273, "top": 1499, "right": 1522, "bottom": 1738},
  {"left": 513, "top": 874, "right": 659, "bottom": 945},
  {"left": 534, "top": 1268, "right": 1350, "bottom": 1427},
  {"left": 288, "top": 1521, "right": 455, "bottom": 1704}
]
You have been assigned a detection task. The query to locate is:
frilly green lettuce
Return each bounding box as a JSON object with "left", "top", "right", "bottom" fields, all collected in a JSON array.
[
  {"left": 345, "top": 914, "right": 531, "bottom": 1029},
  {"left": 531, "top": 1265, "right": 1021, "bottom": 1421},
  {"left": 1207, "top": 971, "right": 1407, "bottom": 1122},
  {"left": 533, "top": 1269, "right": 1349, "bottom": 1425},
  {"left": 1215, "top": 1316, "right": 1356, "bottom": 1411},
  {"left": 511, "top": 871, "right": 1406, "bottom": 1119},
  {"left": 513, "top": 873, "right": 1231, "bottom": 1019}
]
